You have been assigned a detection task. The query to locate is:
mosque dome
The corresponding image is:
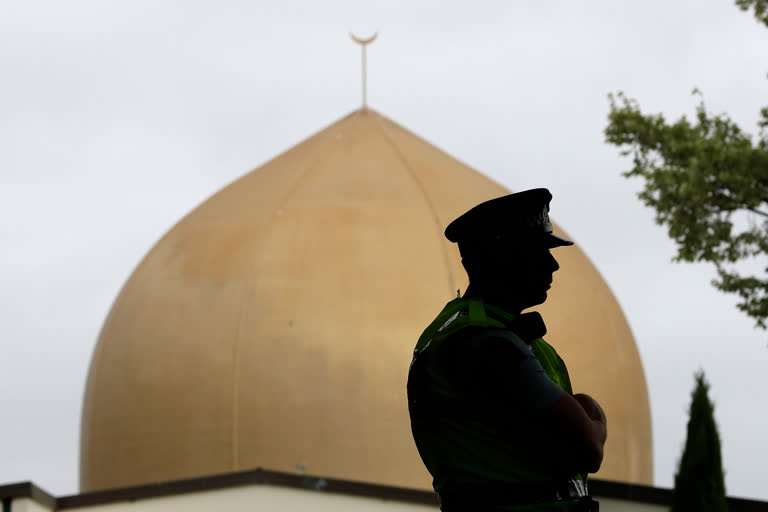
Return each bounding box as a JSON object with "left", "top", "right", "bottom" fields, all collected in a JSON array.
[{"left": 80, "top": 108, "right": 652, "bottom": 492}]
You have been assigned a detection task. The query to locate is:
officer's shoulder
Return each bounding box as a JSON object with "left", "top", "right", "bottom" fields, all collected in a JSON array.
[
  {"left": 477, "top": 328, "right": 533, "bottom": 356},
  {"left": 444, "top": 325, "right": 532, "bottom": 360}
]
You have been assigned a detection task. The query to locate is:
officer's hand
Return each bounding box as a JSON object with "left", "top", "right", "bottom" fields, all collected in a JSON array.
[{"left": 574, "top": 393, "right": 606, "bottom": 426}]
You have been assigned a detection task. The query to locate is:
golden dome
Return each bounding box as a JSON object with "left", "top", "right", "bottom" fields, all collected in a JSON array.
[{"left": 80, "top": 109, "right": 652, "bottom": 491}]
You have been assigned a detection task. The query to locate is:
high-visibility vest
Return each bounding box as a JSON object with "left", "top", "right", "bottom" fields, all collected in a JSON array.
[{"left": 407, "top": 297, "right": 589, "bottom": 509}]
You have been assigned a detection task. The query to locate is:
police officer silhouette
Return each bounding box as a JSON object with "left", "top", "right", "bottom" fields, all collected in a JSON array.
[{"left": 407, "top": 189, "right": 606, "bottom": 512}]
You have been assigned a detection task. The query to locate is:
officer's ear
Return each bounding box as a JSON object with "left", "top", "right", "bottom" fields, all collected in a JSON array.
[
  {"left": 459, "top": 240, "right": 518, "bottom": 279},
  {"left": 461, "top": 254, "right": 502, "bottom": 282}
]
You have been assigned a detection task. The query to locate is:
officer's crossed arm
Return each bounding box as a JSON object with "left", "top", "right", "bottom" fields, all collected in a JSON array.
[
  {"left": 544, "top": 392, "right": 607, "bottom": 475},
  {"left": 459, "top": 333, "right": 607, "bottom": 476}
]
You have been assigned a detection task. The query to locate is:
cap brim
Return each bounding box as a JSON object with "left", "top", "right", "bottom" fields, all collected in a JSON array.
[{"left": 546, "top": 233, "right": 574, "bottom": 248}]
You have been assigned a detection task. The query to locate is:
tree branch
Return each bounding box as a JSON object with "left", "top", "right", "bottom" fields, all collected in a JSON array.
[{"left": 747, "top": 207, "right": 768, "bottom": 219}]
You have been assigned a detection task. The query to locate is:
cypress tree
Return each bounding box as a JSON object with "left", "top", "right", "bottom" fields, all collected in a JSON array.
[{"left": 671, "top": 370, "right": 728, "bottom": 512}]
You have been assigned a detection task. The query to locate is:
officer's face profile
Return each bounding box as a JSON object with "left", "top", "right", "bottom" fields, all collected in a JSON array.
[
  {"left": 464, "top": 241, "right": 560, "bottom": 311},
  {"left": 504, "top": 245, "right": 560, "bottom": 309}
]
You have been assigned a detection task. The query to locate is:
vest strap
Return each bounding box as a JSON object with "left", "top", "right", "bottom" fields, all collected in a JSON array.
[{"left": 468, "top": 299, "right": 488, "bottom": 326}]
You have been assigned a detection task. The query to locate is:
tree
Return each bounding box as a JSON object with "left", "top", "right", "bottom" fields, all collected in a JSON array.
[
  {"left": 671, "top": 371, "right": 728, "bottom": 512},
  {"left": 604, "top": 2, "right": 768, "bottom": 329},
  {"left": 736, "top": 0, "right": 768, "bottom": 27}
]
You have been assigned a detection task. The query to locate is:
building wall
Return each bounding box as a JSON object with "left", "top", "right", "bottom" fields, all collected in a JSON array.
[
  {"left": 9, "top": 498, "right": 53, "bottom": 512},
  {"left": 595, "top": 496, "right": 667, "bottom": 512},
  {"left": 17, "top": 486, "right": 437, "bottom": 512},
  {"left": 5, "top": 485, "right": 672, "bottom": 512}
]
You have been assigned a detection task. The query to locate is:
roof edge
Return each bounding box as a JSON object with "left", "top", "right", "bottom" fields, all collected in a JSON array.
[
  {"left": 3, "top": 471, "right": 767, "bottom": 511},
  {"left": 59, "top": 468, "right": 437, "bottom": 509},
  {"left": 0, "top": 481, "right": 56, "bottom": 509}
]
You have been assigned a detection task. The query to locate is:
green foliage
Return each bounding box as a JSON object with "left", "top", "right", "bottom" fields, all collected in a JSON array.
[
  {"left": 605, "top": 91, "right": 768, "bottom": 329},
  {"left": 736, "top": 0, "right": 768, "bottom": 27},
  {"left": 671, "top": 371, "right": 728, "bottom": 512},
  {"left": 604, "top": 0, "right": 768, "bottom": 330}
]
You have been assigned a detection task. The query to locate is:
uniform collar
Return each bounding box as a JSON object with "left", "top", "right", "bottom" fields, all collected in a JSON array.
[{"left": 481, "top": 301, "right": 547, "bottom": 344}]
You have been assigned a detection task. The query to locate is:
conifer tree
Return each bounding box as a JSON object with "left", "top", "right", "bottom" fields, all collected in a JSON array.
[{"left": 671, "top": 371, "right": 728, "bottom": 512}]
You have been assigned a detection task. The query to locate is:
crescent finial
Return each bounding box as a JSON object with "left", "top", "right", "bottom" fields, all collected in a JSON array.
[
  {"left": 349, "top": 32, "right": 378, "bottom": 110},
  {"left": 349, "top": 32, "right": 378, "bottom": 46}
]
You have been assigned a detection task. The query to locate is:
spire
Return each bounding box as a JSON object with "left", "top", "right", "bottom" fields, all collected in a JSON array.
[{"left": 349, "top": 32, "right": 377, "bottom": 110}]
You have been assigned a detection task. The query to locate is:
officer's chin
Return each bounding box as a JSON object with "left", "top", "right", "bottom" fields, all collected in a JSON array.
[{"left": 521, "top": 290, "right": 548, "bottom": 311}]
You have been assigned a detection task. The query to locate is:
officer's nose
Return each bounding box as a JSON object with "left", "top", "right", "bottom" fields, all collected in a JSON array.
[{"left": 549, "top": 252, "right": 560, "bottom": 273}]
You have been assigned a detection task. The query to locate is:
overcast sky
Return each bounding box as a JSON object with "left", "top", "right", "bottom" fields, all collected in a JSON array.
[{"left": 2, "top": 0, "right": 768, "bottom": 502}]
